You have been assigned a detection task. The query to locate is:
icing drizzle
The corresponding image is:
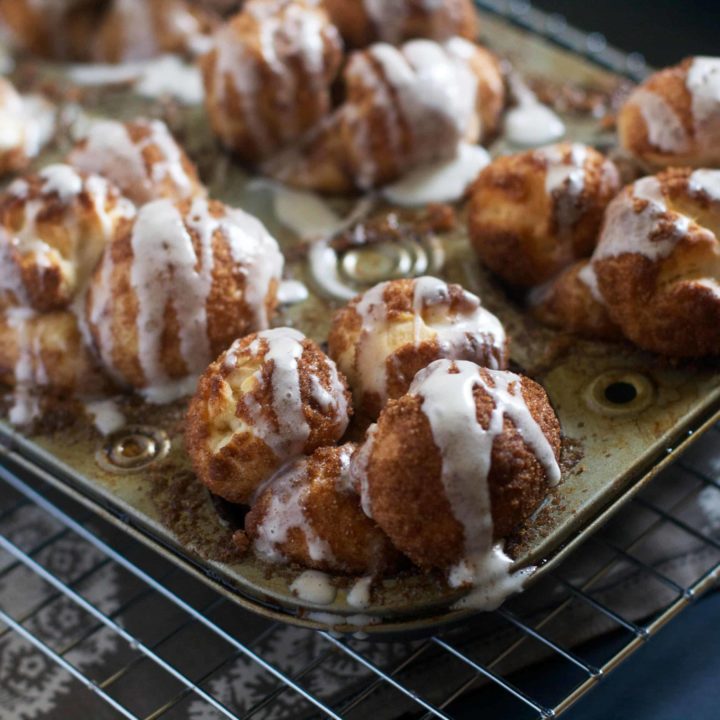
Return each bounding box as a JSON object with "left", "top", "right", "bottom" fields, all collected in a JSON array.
[
  {"left": 93, "top": 198, "right": 282, "bottom": 403},
  {"left": 209, "top": 0, "right": 340, "bottom": 154},
  {"left": 537, "top": 143, "right": 589, "bottom": 231},
  {"left": 345, "top": 38, "right": 479, "bottom": 188},
  {"left": 592, "top": 176, "right": 700, "bottom": 264},
  {"left": 352, "top": 277, "right": 507, "bottom": 406},
  {"left": 252, "top": 444, "right": 355, "bottom": 564},
  {"left": 407, "top": 359, "right": 560, "bottom": 606},
  {"left": 69, "top": 119, "right": 197, "bottom": 203},
  {"left": 226, "top": 328, "right": 348, "bottom": 457}
]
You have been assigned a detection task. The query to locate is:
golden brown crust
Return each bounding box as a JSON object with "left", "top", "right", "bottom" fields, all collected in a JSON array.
[
  {"left": 592, "top": 168, "right": 720, "bottom": 357},
  {"left": 322, "top": 0, "right": 478, "bottom": 48},
  {"left": 529, "top": 260, "right": 623, "bottom": 342},
  {"left": 245, "top": 445, "right": 404, "bottom": 574},
  {"left": 0, "top": 307, "right": 108, "bottom": 393},
  {"left": 263, "top": 38, "right": 505, "bottom": 193},
  {"left": 0, "top": 78, "right": 32, "bottom": 177},
  {"left": 0, "top": 166, "right": 135, "bottom": 313},
  {"left": 468, "top": 143, "right": 621, "bottom": 287},
  {"left": 93, "top": 0, "right": 218, "bottom": 62},
  {"left": 618, "top": 57, "right": 720, "bottom": 169},
  {"left": 85, "top": 197, "right": 282, "bottom": 391},
  {"left": 363, "top": 370, "right": 561, "bottom": 571},
  {"left": 328, "top": 278, "right": 508, "bottom": 424},
  {"left": 0, "top": 0, "right": 217, "bottom": 61},
  {"left": 67, "top": 119, "right": 204, "bottom": 206},
  {"left": 0, "top": 0, "right": 107, "bottom": 61},
  {"left": 201, "top": 0, "right": 343, "bottom": 164},
  {"left": 185, "top": 330, "right": 352, "bottom": 504}
]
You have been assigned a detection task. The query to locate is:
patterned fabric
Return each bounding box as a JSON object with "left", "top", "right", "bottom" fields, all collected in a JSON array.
[{"left": 1, "top": 431, "right": 719, "bottom": 720}]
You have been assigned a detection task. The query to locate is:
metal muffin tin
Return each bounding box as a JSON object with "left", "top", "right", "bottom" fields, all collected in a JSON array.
[{"left": 2, "top": 4, "right": 719, "bottom": 635}]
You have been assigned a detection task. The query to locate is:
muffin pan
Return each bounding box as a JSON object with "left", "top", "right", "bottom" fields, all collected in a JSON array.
[{"left": 2, "top": 7, "right": 719, "bottom": 634}]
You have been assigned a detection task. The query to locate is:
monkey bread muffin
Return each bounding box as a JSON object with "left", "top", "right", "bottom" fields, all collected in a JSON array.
[
  {"left": 86, "top": 197, "right": 283, "bottom": 400},
  {"left": 186, "top": 328, "right": 352, "bottom": 504}
]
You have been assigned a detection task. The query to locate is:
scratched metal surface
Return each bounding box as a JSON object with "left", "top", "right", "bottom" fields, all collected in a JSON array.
[{"left": 1, "top": 9, "right": 719, "bottom": 634}]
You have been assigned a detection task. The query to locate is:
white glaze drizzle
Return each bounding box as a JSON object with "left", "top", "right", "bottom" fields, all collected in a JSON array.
[
  {"left": 407, "top": 360, "right": 560, "bottom": 604},
  {"left": 212, "top": 21, "right": 272, "bottom": 154},
  {"left": 221, "top": 205, "right": 284, "bottom": 330},
  {"left": 363, "top": 0, "right": 408, "bottom": 44},
  {"left": 0, "top": 78, "right": 45, "bottom": 157},
  {"left": 129, "top": 200, "right": 213, "bottom": 401},
  {"left": 109, "top": 0, "right": 158, "bottom": 61},
  {"left": 277, "top": 279, "right": 309, "bottom": 305},
  {"left": 245, "top": 327, "right": 311, "bottom": 456},
  {"left": 381, "top": 142, "right": 490, "bottom": 207},
  {"left": 0, "top": 78, "right": 24, "bottom": 150},
  {"left": 134, "top": 55, "right": 204, "bottom": 105},
  {"left": 5, "top": 165, "right": 134, "bottom": 291},
  {"left": 362, "top": 0, "right": 458, "bottom": 44},
  {"left": 290, "top": 570, "right": 337, "bottom": 605},
  {"left": 252, "top": 455, "right": 336, "bottom": 564},
  {"left": 270, "top": 184, "right": 344, "bottom": 239},
  {"left": 352, "top": 277, "right": 507, "bottom": 406},
  {"left": 688, "top": 168, "right": 720, "bottom": 201},
  {"left": 307, "top": 238, "right": 357, "bottom": 302},
  {"left": 537, "top": 143, "right": 589, "bottom": 230},
  {"left": 89, "top": 247, "right": 117, "bottom": 378},
  {"left": 351, "top": 423, "right": 378, "bottom": 519},
  {"left": 37, "top": 164, "right": 83, "bottom": 201},
  {"left": 121, "top": 198, "right": 282, "bottom": 402},
  {"left": 230, "top": 328, "right": 347, "bottom": 457},
  {"left": 504, "top": 73, "right": 565, "bottom": 146},
  {"left": 577, "top": 261, "right": 604, "bottom": 304},
  {"left": 306, "top": 611, "right": 380, "bottom": 628},
  {"left": 346, "top": 38, "right": 479, "bottom": 188},
  {"left": 6, "top": 307, "right": 42, "bottom": 425},
  {"left": 628, "top": 88, "right": 690, "bottom": 153},
  {"left": 686, "top": 57, "right": 720, "bottom": 136},
  {"left": 347, "top": 576, "right": 373, "bottom": 609},
  {"left": 210, "top": 1, "right": 338, "bottom": 152},
  {"left": 592, "top": 176, "right": 700, "bottom": 264},
  {"left": 412, "top": 276, "right": 506, "bottom": 365},
  {"left": 249, "top": 0, "right": 329, "bottom": 143},
  {"left": 353, "top": 282, "right": 391, "bottom": 403},
  {"left": 69, "top": 119, "right": 196, "bottom": 203},
  {"left": 84, "top": 399, "right": 126, "bottom": 435}
]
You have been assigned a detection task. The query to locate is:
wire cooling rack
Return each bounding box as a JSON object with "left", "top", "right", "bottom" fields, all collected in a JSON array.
[
  {"left": 1, "top": 3, "right": 717, "bottom": 719},
  {"left": 0, "top": 424, "right": 718, "bottom": 720}
]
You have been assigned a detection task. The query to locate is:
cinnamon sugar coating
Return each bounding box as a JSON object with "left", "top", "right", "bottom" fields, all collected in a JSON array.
[
  {"left": 323, "top": 0, "right": 478, "bottom": 48},
  {"left": 201, "top": 0, "right": 343, "bottom": 164},
  {"left": 186, "top": 329, "right": 352, "bottom": 504},
  {"left": 618, "top": 56, "right": 720, "bottom": 169},
  {"left": 468, "top": 143, "right": 620, "bottom": 287},
  {"left": 590, "top": 167, "right": 720, "bottom": 357},
  {"left": 359, "top": 365, "right": 561, "bottom": 572},
  {"left": 245, "top": 444, "right": 403, "bottom": 574},
  {"left": 529, "top": 260, "right": 623, "bottom": 342}
]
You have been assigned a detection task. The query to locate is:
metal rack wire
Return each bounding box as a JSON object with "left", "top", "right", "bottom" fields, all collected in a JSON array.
[
  {"left": 0, "top": 4, "right": 717, "bottom": 718},
  {"left": 1, "top": 425, "right": 718, "bottom": 720}
]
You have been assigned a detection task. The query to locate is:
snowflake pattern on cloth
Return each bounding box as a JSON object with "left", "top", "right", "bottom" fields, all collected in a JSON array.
[{"left": 0, "top": 508, "right": 122, "bottom": 720}]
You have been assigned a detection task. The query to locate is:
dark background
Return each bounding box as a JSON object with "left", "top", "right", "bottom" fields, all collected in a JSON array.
[{"left": 532, "top": 0, "right": 718, "bottom": 67}]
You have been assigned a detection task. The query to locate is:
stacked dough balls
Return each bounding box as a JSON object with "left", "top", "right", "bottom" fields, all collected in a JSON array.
[
  {"left": 466, "top": 55, "right": 720, "bottom": 360},
  {"left": 0, "top": 164, "right": 134, "bottom": 412},
  {"left": 1, "top": 117, "right": 285, "bottom": 416},
  {"left": 186, "top": 277, "right": 563, "bottom": 600},
  {"left": 0, "top": 0, "right": 219, "bottom": 62},
  {"left": 200, "top": 0, "right": 504, "bottom": 192}
]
